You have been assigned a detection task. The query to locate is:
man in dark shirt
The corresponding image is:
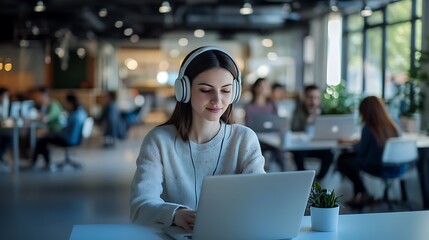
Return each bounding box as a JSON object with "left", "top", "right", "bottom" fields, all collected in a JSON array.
[{"left": 290, "top": 85, "right": 333, "bottom": 180}]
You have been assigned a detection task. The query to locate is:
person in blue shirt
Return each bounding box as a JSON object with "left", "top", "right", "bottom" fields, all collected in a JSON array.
[
  {"left": 31, "top": 93, "right": 87, "bottom": 169},
  {"left": 97, "top": 91, "right": 124, "bottom": 147},
  {"left": 0, "top": 87, "right": 12, "bottom": 167},
  {"left": 337, "top": 96, "right": 400, "bottom": 208}
]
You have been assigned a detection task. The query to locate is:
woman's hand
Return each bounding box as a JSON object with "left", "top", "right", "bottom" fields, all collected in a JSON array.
[
  {"left": 173, "top": 208, "right": 196, "bottom": 233},
  {"left": 338, "top": 138, "right": 359, "bottom": 145}
]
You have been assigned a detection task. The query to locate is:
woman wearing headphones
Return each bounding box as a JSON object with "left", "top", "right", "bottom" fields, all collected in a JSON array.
[{"left": 130, "top": 47, "right": 265, "bottom": 231}]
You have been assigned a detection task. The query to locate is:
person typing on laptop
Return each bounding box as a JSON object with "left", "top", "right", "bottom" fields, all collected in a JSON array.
[
  {"left": 130, "top": 47, "right": 265, "bottom": 232},
  {"left": 290, "top": 84, "right": 333, "bottom": 180},
  {"left": 337, "top": 96, "right": 400, "bottom": 208},
  {"left": 244, "top": 78, "right": 286, "bottom": 171}
]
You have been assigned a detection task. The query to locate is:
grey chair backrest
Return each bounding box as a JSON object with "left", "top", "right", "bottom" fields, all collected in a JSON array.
[{"left": 382, "top": 137, "right": 418, "bottom": 165}]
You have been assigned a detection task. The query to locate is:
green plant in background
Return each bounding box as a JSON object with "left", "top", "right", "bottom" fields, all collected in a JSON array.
[
  {"left": 388, "top": 50, "right": 429, "bottom": 117},
  {"left": 308, "top": 182, "right": 342, "bottom": 208},
  {"left": 321, "top": 81, "right": 358, "bottom": 115},
  {"left": 409, "top": 50, "right": 429, "bottom": 84}
]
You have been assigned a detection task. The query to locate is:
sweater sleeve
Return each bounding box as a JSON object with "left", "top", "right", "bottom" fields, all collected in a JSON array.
[
  {"left": 129, "top": 131, "right": 189, "bottom": 226},
  {"left": 239, "top": 127, "right": 266, "bottom": 174}
]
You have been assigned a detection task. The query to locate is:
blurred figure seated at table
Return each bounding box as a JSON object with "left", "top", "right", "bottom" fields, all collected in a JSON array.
[
  {"left": 271, "top": 83, "right": 296, "bottom": 119},
  {"left": 290, "top": 84, "right": 333, "bottom": 180},
  {"left": 0, "top": 87, "right": 10, "bottom": 120},
  {"left": 31, "top": 93, "right": 87, "bottom": 170},
  {"left": 337, "top": 96, "right": 400, "bottom": 208},
  {"left": 271, "top": 83, "right": 288, "bottom": 102},
  {"left": 245, "top": 78, "right": 277, "bottom": 121},
  {"left": 33, "top": 86, "right": 65, "bottom": 134},
  {"left": 0, "top": 135, "right": 11, "bottom": 171},
  {"left": 97, "top": 91, "right": 125, "bottom": 147},
  {"left": 244, "top": 78, "right": 286, "bottom": 171},
  {"left": 0, "top": 87, "right": 11, "bottom": 168}
]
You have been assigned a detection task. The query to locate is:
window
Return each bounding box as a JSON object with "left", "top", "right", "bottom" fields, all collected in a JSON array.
[
  {"left": 416, "top": 19, "right": 422, "bottom": 51},
  {"left": 365, "top": 28, "right": 383, "bottom": 97},
  {"left": 387, "top": 0, "right": 412, "bottom": 23},
  {"left": 347, "top": 14, "right": 364, "bottom": 31},
  {"left": 342, "top": 0, "right": 421, "bottom": 100},
  {"left": 416, "top": 0, "right": 422, "bottom": 17},
  {"left": 347, "top": 33, "right": 363, "bottom": 94},
  {"left": 385, "top": 22, "right": 412, "bottom": 99},
  {"left": 367, "top": 11, "right": 383, "bottom": 26}
]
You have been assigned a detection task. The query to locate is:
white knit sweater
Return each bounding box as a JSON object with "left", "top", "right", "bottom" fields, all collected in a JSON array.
[{"left": 130, "top": 123, "right": 266, "bottom": 226}]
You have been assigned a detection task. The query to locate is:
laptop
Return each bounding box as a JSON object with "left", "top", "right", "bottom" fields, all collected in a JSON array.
[
  {"left": 163, "top": 170, "right": 315, "bottom": 240},
  {"left": 312, "top": 114, "right": 357, "bottom": 140},
  {"left": 246, "top": 114, "right": 288, "bottom": 133}
]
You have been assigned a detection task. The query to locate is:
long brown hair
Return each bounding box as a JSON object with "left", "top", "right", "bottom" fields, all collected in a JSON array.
[
  {"left": 359, "top": 96, "right": 399, "bottom": 146},
  {"left": 160, "top": 47, "right": 238, "bottom": 141}
]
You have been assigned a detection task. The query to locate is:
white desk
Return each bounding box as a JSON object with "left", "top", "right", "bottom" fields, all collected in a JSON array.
[{"left": 69, "top": 211, "right": 429, "bottom": 240}]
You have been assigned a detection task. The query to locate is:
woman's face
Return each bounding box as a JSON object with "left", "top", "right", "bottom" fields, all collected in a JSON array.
[{"left": 190, "top": 67, "right": 234, "bottom": 123}]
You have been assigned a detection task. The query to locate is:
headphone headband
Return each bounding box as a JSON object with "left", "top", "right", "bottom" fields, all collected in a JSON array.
[
  {"left": 174, "top": 46, "right": 242, "bottom": 103},
  {"left": 177, "top": 46, "right": 241, "bottom": 83}
]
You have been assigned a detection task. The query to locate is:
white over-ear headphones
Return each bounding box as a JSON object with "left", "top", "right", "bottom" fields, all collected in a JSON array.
[{"left": 174, "top": 46, "right": 242, "bottom": 104}]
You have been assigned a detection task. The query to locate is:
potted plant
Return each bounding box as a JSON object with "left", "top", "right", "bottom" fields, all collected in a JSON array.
[{"left": 308, "top": 182, "right": 342, "bottom": 232}]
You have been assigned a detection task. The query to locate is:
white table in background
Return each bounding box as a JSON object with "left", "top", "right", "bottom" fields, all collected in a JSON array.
[{"left": 69, "top": 210, "right": 429, "bottom": 240}]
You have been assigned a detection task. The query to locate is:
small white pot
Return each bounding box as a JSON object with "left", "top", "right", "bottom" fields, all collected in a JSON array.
[{"left": 310, "top": 205, "right": 339, "bottom": 232}]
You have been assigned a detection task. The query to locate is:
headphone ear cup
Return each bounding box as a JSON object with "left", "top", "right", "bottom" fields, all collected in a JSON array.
[
  {"left": 232, "top": 78, "right": 241, "bottom": 104},
  {"left": 174, "top": 77, "right": 184, "bottom": 102},
  {"left": 174, "top": 75, "right": 191, "bottom": 103},
  {"left": 182, "top": 75, "right": 191, "bottom": 103}
]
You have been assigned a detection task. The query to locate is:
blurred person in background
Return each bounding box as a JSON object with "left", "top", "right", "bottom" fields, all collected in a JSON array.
[
  {"left": 33, "top": 87, "right": 65, "bottom": 134},
  {"left": 271, "top": 83, "right": 288, "bottom": 102},
  {"left": 290, "top": 84, "right": 333, "bottom": 180},
  {"left": 97, "top": 91, "right": 125, "bottom": 147},
  {"left": 244, "top": 78, "right": 277, "bottom": 123},
  {"left": 244, "top": 78, "right": 286, "bottom": 171},
  {"left": 337, "top": 96, "right": 400, "bottom": 208},
  {"left": 31, "top": 93, "right": 87, "bottom": 170},
  {"left": 0, "top": 87, "right": 11, "bottom": 169}
]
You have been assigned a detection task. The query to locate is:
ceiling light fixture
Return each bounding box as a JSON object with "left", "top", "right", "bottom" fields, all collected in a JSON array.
[
  {"left": 159, "top": 1, "right": 172, "bottom": 14},
  {"left": 115, "top": 20, "right": 123, "bottom": 28},
  {"left": 123, "top": 28, "right": 133, "bottom": 36},
  {"left": 261, "top": 38, "right": 273, "bottom": 47},
  {"left": 34, "top": 1, "right": 46, "bottom": 12},
  {"left": 130, "top": 34, "right": 140, "bottom": 43},
  {"left": 194, "top": 29, "right": 205, "bottom": 38},
  {"left": 98, "top": 8, "right": 108, "bottom": 17},
  {"left": 240, "top": 2, "right": 253, "bottom": 15},
  {"left": 360, "top": 1, "right": 372, "bottom": 17},
  {"left": 330, "top": 0, "right": 338, "bottom": 12}
]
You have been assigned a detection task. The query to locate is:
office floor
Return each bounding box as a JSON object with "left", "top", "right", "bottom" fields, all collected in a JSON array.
[{"left": 0, "top": 114, "right": 425, "bottom": 240}]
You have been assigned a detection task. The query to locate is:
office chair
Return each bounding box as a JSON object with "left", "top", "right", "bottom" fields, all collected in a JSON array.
[
  {"left": 55, "top": 117, "right": 94, "bottom": 170},
  {"left": 370, "top": 137, "right": 418, "bottom": 210}
]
